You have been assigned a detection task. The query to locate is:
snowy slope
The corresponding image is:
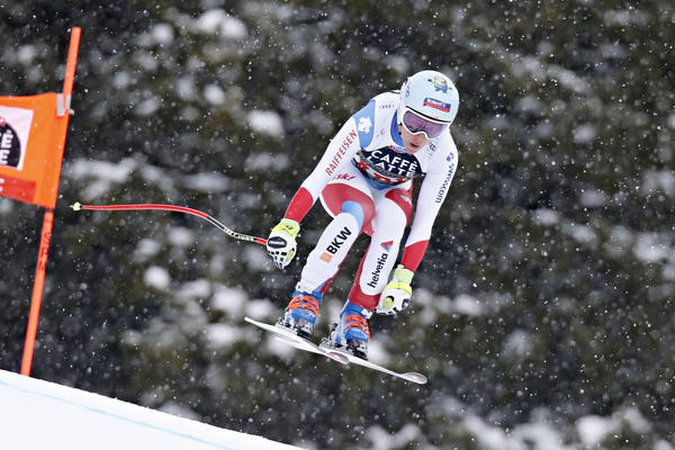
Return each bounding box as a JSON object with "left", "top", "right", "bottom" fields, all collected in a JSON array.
[{"left": 0, "top": 369, "right": 299, "bottom": 450}]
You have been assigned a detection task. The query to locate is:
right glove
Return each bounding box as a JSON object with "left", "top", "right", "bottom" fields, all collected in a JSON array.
[
  {"left": 266, "top": 218, "right": 300, "bottom": 269},
  {"left": 376, "top": 264, "right": 414, "bottom": 315}
]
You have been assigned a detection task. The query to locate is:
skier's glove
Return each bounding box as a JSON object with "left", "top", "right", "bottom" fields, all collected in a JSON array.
[
  {"left": 266, "top": 218, "right": 300, "bottom": 269},
  {"left": 376, "top": 264, "right": 414, "bottom": 315}
]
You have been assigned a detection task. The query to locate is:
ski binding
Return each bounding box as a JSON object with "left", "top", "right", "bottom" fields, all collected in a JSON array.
[
  {"left": 244, "top": 317, "right": 348, "bottom": 365},
  {"left": 244, "top": 316, "right": 427, "bottom": 384}
]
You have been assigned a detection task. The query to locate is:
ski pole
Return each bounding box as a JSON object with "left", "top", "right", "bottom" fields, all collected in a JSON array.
[{"left": 71, "top": 202, "right": 267, "bottom": 246}]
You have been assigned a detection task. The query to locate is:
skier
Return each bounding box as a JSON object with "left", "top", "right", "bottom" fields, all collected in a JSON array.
[{"left": 265, "top": 70, "right": 460, "bottom": 359}]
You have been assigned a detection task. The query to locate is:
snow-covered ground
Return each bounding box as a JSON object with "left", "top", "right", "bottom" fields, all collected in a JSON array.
[{"left": 0, "top": 369, "right": 299, "bottom": 450}]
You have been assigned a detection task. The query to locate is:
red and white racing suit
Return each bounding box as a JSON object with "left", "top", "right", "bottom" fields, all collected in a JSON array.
[{"left": 282, "top": 91, "right": 459, "bottom": 310}]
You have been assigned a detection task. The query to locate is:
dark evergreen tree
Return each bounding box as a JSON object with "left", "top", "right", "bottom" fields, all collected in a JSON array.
[{"left": 1, "top": 1, "right": 672, "bottom": 448}]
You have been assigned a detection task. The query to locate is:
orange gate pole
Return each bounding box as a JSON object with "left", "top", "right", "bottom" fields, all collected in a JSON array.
[
  {"left": 20, "top": 210, "right": 55, "bottom": 375},
  {"left": 20, "top": 26, "right": 81, "bottom": 376}
]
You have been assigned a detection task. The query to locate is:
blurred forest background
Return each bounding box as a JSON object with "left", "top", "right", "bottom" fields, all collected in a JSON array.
[{"left": 0, "top": 1, "right": 673, "bottom": 448}]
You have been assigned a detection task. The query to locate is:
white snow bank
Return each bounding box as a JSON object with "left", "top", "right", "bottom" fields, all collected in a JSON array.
[
  {"left": 192, "top": 10, "right": 248, "bottom": 39},
  {"left": 462, "top": 415, "right": 573, "bottom": 450},
  {"left": 0, "top": 369, "right": 299, "bottom": 450},
  {"left": 576, "top": 407, "right": 652, "bottom": 448},
  {"left": 247, "top": 110, "right": 285, "bottom": 136},
  {"left": 144, "top": 265, "right": 171, "bottom": 290}
]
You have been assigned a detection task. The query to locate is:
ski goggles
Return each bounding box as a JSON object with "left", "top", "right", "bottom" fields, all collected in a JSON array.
[{"left": 401, "top": 109, "right": 449, "bottom": 139}]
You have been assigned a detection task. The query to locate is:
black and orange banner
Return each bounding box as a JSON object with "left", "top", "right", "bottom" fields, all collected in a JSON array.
[
  {"left": 0, "top": 93, "right": 70, "bottom": 208},
  {"left": 6, "top": 26, "right": 82, "bottom": 377}
]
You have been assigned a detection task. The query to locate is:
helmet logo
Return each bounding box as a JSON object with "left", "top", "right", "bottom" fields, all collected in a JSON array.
[
  {"left": 422, "top": 98, "right": 451, "bottom": 113},
  {"left": 430, "top": 75, "right": 451, "bottom": 93}
]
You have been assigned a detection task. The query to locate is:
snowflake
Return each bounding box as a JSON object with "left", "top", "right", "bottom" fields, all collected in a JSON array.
[{"left": 357, "top": 117, "right": 372, "bottom": 134}]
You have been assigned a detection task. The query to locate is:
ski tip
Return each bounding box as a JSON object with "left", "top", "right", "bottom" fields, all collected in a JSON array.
[
  {"left": 402, "top": 372, "right": 428, "bottom": 385},
  {"left": 71, "top": 202, "right": 82, "bottom": 211}
]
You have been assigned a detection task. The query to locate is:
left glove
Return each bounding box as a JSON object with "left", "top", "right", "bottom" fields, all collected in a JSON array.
[
  {"left": 266, "top": 218, "right": 300, "bottom": 269},
  {"left": 376, "top": 264, "right": 414, "bottom": 315}
]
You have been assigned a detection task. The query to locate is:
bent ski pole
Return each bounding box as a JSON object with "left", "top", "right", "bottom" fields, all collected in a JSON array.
[{"left": 71, "top": 202, "right": 267, "bottom": 246}]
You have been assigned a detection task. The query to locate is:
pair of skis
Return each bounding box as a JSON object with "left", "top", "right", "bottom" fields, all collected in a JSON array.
[{"left": 244, "top": 317, "right": 427, "bottom": 385}]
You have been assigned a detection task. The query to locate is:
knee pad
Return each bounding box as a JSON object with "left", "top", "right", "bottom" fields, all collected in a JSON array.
[{"left": 340, "top": 201, "right": 365, "bottom": 231}]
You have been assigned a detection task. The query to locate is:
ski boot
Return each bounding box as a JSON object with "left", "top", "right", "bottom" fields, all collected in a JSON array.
[
  {"left": 326, "top": 300, "right": 372, "bottom": 360},
  {"left": 279, "top": 290, "right": 322, "bottom": 339}
]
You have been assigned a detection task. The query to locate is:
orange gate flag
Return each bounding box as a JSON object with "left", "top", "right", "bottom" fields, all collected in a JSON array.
[{"left": 0, "top": 93, "right": 70, "bottom": 208}]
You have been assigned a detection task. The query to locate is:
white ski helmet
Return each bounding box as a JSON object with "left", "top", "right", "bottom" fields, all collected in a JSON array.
[{"left": 398, "top": 70, "right": 459, "bottom": 127}]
